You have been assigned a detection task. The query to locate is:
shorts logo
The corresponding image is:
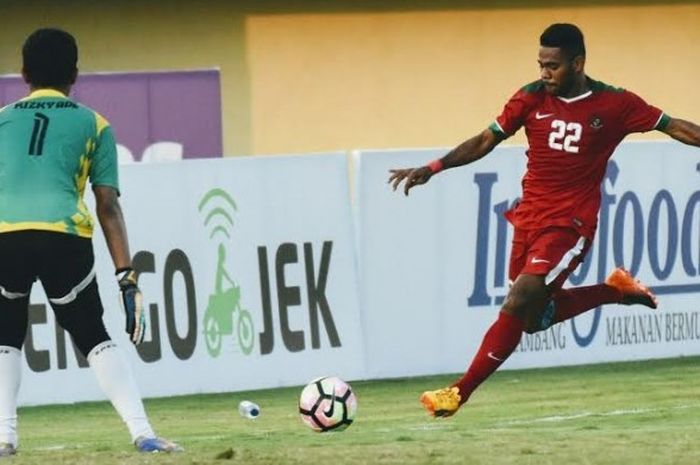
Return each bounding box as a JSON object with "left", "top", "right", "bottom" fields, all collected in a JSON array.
[{"left": 531, "top": 257, "right": 550, "bottom": 264}]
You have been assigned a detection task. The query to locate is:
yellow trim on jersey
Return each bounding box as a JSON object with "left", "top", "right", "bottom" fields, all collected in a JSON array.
[
  {"left": 75, "top": 153, "right": 92, "bottom": 196},
  {"left": 70, "top": 211, "right": 92, "bottom": 227},
  {"left": 74, "top": 202, "right": 94, "bottom": 230},
  {"left": 0, "top": 221, "right": 93, "bottom": 238},
  {"left": 94, "top": 112, "right": 110, "bottom": 136},
  {"left": 21, "top": 89, "right": 68, "bottom": 100}
]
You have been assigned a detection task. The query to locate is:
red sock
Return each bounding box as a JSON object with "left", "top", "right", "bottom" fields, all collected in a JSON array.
[
  {"left": 452, "top": 312, "right": 524, "bottom": 404},
  {"left": 552, "top": 284, "right": 622, "bottom": 324}
]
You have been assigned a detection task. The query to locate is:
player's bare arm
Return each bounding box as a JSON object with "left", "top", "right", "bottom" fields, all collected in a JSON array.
[
  {"left": 661, "top": 117, "right": 700, "bottom": 146},
  {"left": 388, "top": 128, "right": 503, "bottom": 196},
  {"left": 94, "top": 186, "right": 132, "bottom": 270}
]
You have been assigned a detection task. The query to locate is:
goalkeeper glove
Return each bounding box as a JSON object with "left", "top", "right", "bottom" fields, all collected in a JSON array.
[{"left": 117, "top": 267, "right": 146, "bottom": 345}]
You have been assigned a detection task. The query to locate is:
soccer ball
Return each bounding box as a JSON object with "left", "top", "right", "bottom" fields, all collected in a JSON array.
[{"left": 298, "top": 376, "right": 357, "bottom": 432}]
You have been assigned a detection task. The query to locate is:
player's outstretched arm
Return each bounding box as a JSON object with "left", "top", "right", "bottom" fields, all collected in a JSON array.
[
  {"left": 660, "top": 117, "right": 700, "bottom": 147},
  {"left": 388, "top": 128, "right": 503, "bottom": 196}
]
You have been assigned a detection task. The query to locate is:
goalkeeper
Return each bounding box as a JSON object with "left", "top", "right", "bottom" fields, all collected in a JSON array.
[{"left": 0, "top": 29, "right": 181, "bottom": 455}]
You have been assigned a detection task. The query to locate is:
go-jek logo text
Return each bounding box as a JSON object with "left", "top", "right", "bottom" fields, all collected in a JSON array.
[
  {"left": 19, "top": 186, "right": 342, "bottom": 372},
  {"left": 198, "top": 188, "right": 255, "bottom": 357}
]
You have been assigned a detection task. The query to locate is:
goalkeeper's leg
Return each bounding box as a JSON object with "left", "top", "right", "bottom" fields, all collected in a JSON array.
[
  {"left": 0, "top": 341, "right": 22, "bottom": 452},
  {"left": 0, "top": 345, "right": 21, "bottom": 456},
  {"left": 39, "top": 233, "right": 157, "bottom": 445},
  {"left": 43, "top": 234, "right": 180, "bottom": 452},
  {"left": 0, "top": 232, "right": 34, "bottom": 452},
  {"left": 87, "top": 341, "right": 156, "bottom": 442},
  {"left": 49, "top": 280, "right": 156, "bottom": 443},
  {"left": 0, "top": 300, "right": 28, "bottom": 451},
  {"left": 65, "top": 329, "right": 182, "bottom": 451}
]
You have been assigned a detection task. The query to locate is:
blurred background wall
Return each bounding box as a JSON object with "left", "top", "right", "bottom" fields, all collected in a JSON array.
[{"left": 1, "top": 0, "right": 698, "bottom": 156}]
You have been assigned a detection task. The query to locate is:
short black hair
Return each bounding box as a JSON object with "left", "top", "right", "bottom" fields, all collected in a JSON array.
[
  {"left": 540, "top": 23, "right": 586, "bottom": 60},
  {"left": 22, "top": 28, "right": 78, "bottom": 88}
]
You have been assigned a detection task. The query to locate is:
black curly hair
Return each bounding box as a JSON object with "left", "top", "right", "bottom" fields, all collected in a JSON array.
[
  {"left": 540, "top": 23, "right": 586, "bottom": 61},
  {"left": 22, "top": 28, "right": 78, "bottom": 88}
]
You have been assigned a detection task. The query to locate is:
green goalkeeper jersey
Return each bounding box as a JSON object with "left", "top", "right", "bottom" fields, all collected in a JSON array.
[{"left": 0, "top": 89, "right": 119, "bottom": 238}]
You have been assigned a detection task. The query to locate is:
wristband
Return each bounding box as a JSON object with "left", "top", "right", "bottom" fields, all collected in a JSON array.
[
  {"left": 427, "top": 159, "right": 444, "bottom": 174},
  {"left": 116, "top": 267, "right": 134, "bottom": 282}
]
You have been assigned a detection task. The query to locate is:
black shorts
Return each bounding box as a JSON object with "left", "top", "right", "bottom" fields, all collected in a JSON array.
[
  {"left": 0, "top": 230, "right": 109, "bottom": 353},
  {"left": 0, "top": 230, "right": 98, "bottom": 301}
]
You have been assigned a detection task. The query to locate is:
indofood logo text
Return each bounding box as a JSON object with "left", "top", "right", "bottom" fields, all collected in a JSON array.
[{"left": 468, "top": 160, "right": 700, "bottom": 348}]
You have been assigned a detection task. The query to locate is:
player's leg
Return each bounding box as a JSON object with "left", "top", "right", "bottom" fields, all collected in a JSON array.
[
  {"left": 548, "top": 268, "right": 657, "bottom": 327},
  {"left": 0, "top": 232, "right": 38, "bottom": 454},
  {"left": 420, "top": 273, "right": 547, "bottom": 417},
  {"left": 450, "top": 228, "right": 591, "bottom": 395},
  {"left": 527, "top": 229, "right": 656, "bottom": 332},
  {"left": 548, "top": 285, "right": 619, "bottom": 326},
  {"left": 456, "top": 275, "right": 546, "bottom": 397},
  {"left": 0, "top": 300, "right": 27, "bottom": 456},
  {"left": 420, "top": 228, "right": 538, "bottom": 417},
  {"left": 49, "top": 281, "right": 156, "bottom": 440},
  {"left": 420, "top": 227, "right": 596, "bottom": 417},
  {"left": 38, "top": 232, "right": 180, "bottom": 452}
]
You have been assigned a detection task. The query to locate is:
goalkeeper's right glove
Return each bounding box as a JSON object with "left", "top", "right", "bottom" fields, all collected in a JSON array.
[{"left": 117, "top": 267, "right": 146, "bottom": 345}]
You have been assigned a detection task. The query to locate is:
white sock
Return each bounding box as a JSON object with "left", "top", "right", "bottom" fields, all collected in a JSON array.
[
  {"left": 0, "top": 346, "right": 21, "bottom": 446},
  {"left": 87, "top": 341, "right": 155, "bottom": 442}
]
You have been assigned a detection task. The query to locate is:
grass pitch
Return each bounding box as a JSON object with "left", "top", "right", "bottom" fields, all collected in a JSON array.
[{"left": 11, "top": 356, "right": 700, "bottom": 465}]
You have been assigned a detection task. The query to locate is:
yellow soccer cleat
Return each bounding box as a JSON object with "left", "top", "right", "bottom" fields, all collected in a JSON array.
[
  {"left": 605, "top": 267, "right": 658, "bottom": 309},
  {"left": 420, "top": 387, "right": 461, "bottom": 418}
]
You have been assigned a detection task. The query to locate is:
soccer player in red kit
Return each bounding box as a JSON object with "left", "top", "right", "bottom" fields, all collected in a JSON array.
[{"left": 388, "top": 23, "right": 700, "bottom": 417}]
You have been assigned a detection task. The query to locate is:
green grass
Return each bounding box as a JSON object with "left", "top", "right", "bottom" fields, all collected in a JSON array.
[{"left": 10, "top": 357, "right": 700, "bottom": 464}]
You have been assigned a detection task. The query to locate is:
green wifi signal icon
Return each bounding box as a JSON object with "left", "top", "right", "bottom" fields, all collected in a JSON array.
[
  {"left": 199, "top": 188, "right": 238, "bottom": 240},
  {"left": 198, "top": 188, "right": 254, "bottom": 357}
]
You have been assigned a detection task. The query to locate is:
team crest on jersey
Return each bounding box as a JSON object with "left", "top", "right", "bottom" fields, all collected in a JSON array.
[{"left": 589, "top": 116, "right": 604, "bottom": 130}]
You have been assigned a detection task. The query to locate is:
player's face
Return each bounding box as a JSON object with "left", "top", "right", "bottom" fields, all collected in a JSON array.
[{"left": 538, "top": 47, "right": 577, "bottom": 96}]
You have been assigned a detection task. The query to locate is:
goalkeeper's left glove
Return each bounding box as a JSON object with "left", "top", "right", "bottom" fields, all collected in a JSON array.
[{"left": 116, "top": 267, "right": 146, "bottom": 345}]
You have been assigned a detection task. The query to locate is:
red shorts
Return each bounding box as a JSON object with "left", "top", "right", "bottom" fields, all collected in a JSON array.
[{"left": 509, "top": 226, "right": 591, "bottom": 290}]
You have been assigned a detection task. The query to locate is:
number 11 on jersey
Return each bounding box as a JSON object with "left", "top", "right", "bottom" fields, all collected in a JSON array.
[{"left": 28, "top": 112, "right": 50, "bottom": 156}]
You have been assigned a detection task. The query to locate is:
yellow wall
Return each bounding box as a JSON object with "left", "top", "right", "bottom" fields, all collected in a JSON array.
[
  {"left": 2, "top": 1, "right": 699, "bottom": 156},
  {"left": 246, "top": 3, "right": 700, "bottom": 153}
]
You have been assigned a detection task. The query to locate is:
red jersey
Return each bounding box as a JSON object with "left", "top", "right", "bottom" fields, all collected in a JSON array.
[{"left": 491, "top": 78, "right": 668, "bottom": 238}]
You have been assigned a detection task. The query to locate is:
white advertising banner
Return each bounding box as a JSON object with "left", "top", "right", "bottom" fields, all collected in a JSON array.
[
  {"left": 14, "top": 142, "right": 700, "bottom": 406},
  {"left": 18, "top": 153, "right": 365, "bottom": 405},
  {"left": 354, "top": 141, "right": 700, "bottom": 379}
]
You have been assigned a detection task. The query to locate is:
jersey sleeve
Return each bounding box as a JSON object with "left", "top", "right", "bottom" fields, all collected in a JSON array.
[
  {"left": 620, "top": 90, "right": 668, "bottom": 134},
  {"left": 90, "top": 118, "right": 120, "bottom": 193},
  {"left": 490, "top": 88, "right": 532, "bottom": 138}
]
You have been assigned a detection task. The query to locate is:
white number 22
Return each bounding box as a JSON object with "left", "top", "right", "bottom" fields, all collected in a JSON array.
[{"left": 548, "top": 120, "right": 582, "bottom": 153}]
